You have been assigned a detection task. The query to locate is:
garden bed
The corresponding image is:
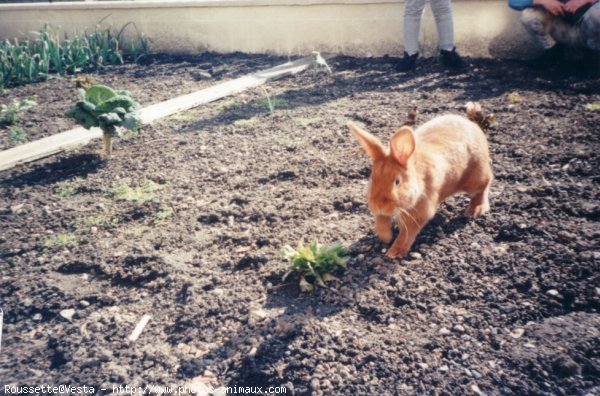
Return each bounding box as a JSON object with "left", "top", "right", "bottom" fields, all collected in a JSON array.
[{"left": 1, "top": 53, "right": 599, "bottom": 395}]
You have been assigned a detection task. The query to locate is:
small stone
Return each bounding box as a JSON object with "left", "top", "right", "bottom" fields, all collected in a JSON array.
[
  {"left": 595, "top": 287, "right": 600, "bottom": 296},
  {"left": 32, "top": 313, "right": 42, "bottom": 321},
  {"left": 418, "top": 363, "right": 429, "bottom": 369},
  {"left": 99, "top": 348, "right": 113, "bottom": 362},
  {"left": 453, "top": 324, "right": 465, "bottom": 333},
  {"left": 524, "top": 342, "right": 536, "bottom": 349},
  {"left": 203, "top": 369, "right": 216, "bottom": 378},
  {"left": 310, "top": 378, "right": 320, "bottom": 390},
  {"left": 79, "top": 300, "right": 90, "bottom": 308},
  {"left": 439, "top": 327, "right": 451, "bottom": 336},
  {"left": 409, "top": 252, "right": 422, "bottom": 260},
  {"left": 509, "top": 328, "right": 525, "bottom": 339},
  {"left": 546, "top": 289, "right": 559, "bottom": 297},
  {"left": 439, "top": 365, "right": 449, "bottom": 372},
  {"left": 471, "top": 383, "right": 484, "bottom": 396},
  {"left": 10, "top": 204, "right": 24, "bottom": 214},
  {"left": 90, "top": 226, "right": 98, "bottom": 234},
  {"left": 60, "top": 309, "right": 75, "bottom": 321},
  {"left": 321, "top": 379, "right": 333, "bottom": 389}
]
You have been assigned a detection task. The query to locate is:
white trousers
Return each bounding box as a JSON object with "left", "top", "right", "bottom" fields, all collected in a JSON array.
[{"left": 403, "top": 0, "right": 456, "bottom": 55}]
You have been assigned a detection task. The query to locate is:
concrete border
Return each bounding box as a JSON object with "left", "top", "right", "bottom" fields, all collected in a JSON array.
[
  {"left": 0, "top": 54, "right": 332, "bottom": 171},
  {"left": 0, "top": 0, "right": 535, "bottom": 58}
]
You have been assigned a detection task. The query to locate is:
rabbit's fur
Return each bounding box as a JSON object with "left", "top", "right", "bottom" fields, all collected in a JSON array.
[{"left": 349, "top": 114, "right": 493, "bottom": 257}]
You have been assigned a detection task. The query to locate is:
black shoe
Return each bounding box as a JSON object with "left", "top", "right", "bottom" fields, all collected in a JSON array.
[
  {"left": 528, "top": 44, "right": 562, "bottom": 69},
  {"left": 440, "top": 47, "right": 466, "bottom": 70},
  {"left": 397, "top": 52, "right": 418, "bottom": 72}
]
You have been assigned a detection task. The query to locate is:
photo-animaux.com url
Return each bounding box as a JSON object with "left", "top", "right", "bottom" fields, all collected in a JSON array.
[{"left": 4, "top": 384, "right": 288, "bottom": 395}]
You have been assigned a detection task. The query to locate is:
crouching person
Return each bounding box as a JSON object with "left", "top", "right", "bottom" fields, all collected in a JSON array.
[{"left": 509, "top": 0, "right": 600, "bottom": 73}]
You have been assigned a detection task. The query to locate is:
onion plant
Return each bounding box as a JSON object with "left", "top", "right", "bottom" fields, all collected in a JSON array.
[{"left": 0, "top": 24, "right": 149, "bottom": 89}]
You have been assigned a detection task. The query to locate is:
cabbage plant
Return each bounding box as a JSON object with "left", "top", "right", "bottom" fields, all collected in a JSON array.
[{"left": 66, "top": 84, "right": 140, "bottom": 156}]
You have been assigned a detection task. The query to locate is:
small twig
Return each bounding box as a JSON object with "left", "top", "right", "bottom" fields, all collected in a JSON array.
[{"left": 128, "top": 314, "right": 151, "bottom": 342}]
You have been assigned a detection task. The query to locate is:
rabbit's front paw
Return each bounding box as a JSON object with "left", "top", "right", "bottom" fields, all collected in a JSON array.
[{"left": 374, "top": 216, "right": 392, "bottom": 243}]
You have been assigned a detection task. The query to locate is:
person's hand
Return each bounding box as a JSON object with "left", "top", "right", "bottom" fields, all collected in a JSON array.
[
  {"left": 564, "top": 0, "right": 592, "bottom": 13},
  {"left": 533, "top": 0, "right": 566, "bottom": 15}
]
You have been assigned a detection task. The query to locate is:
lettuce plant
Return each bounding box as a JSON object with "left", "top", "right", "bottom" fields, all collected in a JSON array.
[
  {"left": 282, "top": 241, "right": 348, "bottom": 292},
  {"left": 66, "top": 84, "right": 140, "bottom": 156}
]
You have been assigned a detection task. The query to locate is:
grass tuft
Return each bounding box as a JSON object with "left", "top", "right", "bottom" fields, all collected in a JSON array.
[{"left": 109, "top": 180, "right": 162, "bottom": 202}]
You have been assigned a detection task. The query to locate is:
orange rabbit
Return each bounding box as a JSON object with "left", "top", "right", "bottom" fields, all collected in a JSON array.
[{"left": 348, "top": 113, "right": 493, "bottom": 258}]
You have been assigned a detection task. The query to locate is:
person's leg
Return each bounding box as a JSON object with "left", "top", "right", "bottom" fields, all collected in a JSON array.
[
  {"left": 580, "top": 2, "right": 600, "bottom": 50},
  {"left": 403, "top": 0, "right": 426, "bottom": 55},
  {"left": 580, "top": 3, "right": 600, "bottom": 77},
  {"left": 397, "top": 0, "right": 425, "bottom": 71},
  {"left": 429, "top": 0, "right": 455, "bottom": 51},
  {"left": 430, "top": 0, "right": 465, "bottom": 69},
  {"left": 521, "top": 8, "right": 557, "bottom": 49},
  {"left": 519, "top": 8, "right": 577, "bottom": 67}
]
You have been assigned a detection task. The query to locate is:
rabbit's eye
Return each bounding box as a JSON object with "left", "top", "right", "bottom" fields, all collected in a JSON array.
[{"left": 395, "top": 178, "right": 401, "bottom": 186}]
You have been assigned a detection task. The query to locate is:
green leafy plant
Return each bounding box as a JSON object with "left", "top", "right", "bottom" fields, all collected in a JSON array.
[
  {"left": 0, "top": 98, "right": 37, "bottom": 126},
  {"left": 282, "top": 241, "right": 348, "bottom": 292},
  {"left": 66, "top": 84, "right": 141, "bottom": 156},
  {"left": 7, "top": 126, "right": 27, "bottom": 145},
  {"left": 0, "top": 25, "right": 149, "bottom": 89}
]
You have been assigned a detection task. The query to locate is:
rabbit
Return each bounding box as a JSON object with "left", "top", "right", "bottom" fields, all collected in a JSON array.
[{"left": 348, "top": 113, "right": 493, "bottom": 258}]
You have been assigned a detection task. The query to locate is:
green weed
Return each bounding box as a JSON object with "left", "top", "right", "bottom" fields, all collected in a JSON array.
[
  {"left": 0, "top": 98, "right": 37, "bottom": 125},
  {"left": 7, "top": 126, "right": 27, "bottom": 145},
  {"left": 282, "top": 241, "right": 348, "bottom": 292},
  {"left": 261, "top": 96, "right": 288, "bottom": 113},
  {"left": 44, "top": 233, "right": 77, "bottom": 249},
  {"left": 54, "top": 179, "right": 80, "bottom": 198},
  {"left": 294, "top": 117, "right": 322, "bottom": 127},
  {"left": 507, "top": 92, "right": 521, "bottom": 104},
  {"left": 109, "top": 180, "right": 162, "bottom": 202},
  {"left": 153, "top": 208, "right": 173, "bottom": 224},
  {"left": 234, "top": 117, "right": 260, "bottom": 127},
  {"left": 585, "top": 103, "right": 600, "bottom": 112},
  {"left": 78, "top": 213, "right": 118, "bottom": 232}
]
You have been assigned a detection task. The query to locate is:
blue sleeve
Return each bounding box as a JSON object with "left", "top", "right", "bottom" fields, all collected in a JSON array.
[{"left": 508, "top": 0, "right": 534, "bottom": 10}]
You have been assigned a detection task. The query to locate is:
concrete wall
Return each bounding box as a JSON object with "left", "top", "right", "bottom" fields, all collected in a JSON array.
[{"left": 0, "top": 0, "right": 537, "bottom": 58}]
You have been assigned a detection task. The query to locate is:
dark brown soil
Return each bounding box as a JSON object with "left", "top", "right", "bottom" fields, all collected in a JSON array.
[{"left": 1, "top": 53, "right": 599, "bottom": 396}]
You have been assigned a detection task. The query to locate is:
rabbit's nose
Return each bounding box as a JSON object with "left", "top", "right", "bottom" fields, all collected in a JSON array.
[{"left": 369, "top": 201, "right": 394, "bottom": 217}]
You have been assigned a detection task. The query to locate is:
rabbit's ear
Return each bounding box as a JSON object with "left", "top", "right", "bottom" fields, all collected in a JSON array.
[
  {"left": 390, "top": 126, "right": 415, "bottom": 166},
  {"left": 348, "top": 121, "right": 386, "bottom": 161}
]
